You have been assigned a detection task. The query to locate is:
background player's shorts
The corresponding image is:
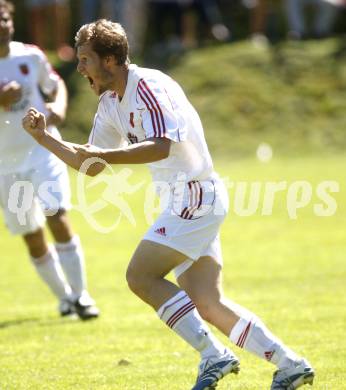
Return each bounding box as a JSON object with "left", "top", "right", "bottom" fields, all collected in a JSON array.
[
  {"left": 0, "top": 154, "right": 71, "bottom": 235},
  {"left": 143, "top": 174, "right": 229, "bottom": 279}
]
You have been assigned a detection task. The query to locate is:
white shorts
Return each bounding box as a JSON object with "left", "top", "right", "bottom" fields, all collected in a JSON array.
[
  {"left": 143, "top": 174, "right": 229, "bottom": 279},
  {"left": 0, "top": 154, "right": 71, "bottom": 235}
]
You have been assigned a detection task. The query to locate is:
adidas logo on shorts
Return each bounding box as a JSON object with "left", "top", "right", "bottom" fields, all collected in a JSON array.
[{"left": 154, "top": 227, "right": 166, "bottom": 236}]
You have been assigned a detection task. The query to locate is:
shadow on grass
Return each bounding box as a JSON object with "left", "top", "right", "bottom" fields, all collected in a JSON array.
[
  {"left": 0, "top": 317, "right": 42, "bottom": 329},
  {"left": 0, "top": 315, "right": 81, "bottom": 329}
]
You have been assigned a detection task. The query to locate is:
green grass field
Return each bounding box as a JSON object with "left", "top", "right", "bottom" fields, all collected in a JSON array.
[{"left": 1, "top": 155, "right": 345, "bottom": 390}]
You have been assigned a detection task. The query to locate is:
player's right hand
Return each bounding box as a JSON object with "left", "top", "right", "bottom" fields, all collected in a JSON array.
[
  {"left": 0, "top": 81, "right": 22, "bottom": 107},
  {"left": 22, "top": 108, "right": 47, "bottom": 142}
]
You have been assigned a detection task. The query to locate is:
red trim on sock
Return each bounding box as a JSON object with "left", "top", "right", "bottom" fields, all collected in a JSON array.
[
  {"left": 166, "top": 301, "right": 195, "bottom": 328},
  {"left": 236, "top": 321, "right": 252, "bottom": 348}
]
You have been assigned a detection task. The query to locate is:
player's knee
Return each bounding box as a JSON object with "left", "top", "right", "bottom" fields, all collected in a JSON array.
[
  {"left": 46, "top": 210, "right": 73, "bottom": 241},
  {"left": 23, "top": 229, "right": 46, "bottom": 257},
  {"left": 195, "top": 299, "right": 220, "bottom": 323},
  {"left": 126, "top": 266, "right": 150, "bottom": 297},
  {"left": 125, "top": 267, "right": 137, "bottom": 293},
  {"left": 196, "top": 303, "right": 214, "bottom": 322},
  {"left": 47, "top": 210, "right": 67, "bottom": 227}
]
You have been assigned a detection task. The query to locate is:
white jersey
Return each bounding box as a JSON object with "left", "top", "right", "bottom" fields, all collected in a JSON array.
[
  {"left": 0, "top": 41, "right": 61, "bottom": 174},
  {"left": 89, "top": 64, "right": 214, "bottom": 185}
]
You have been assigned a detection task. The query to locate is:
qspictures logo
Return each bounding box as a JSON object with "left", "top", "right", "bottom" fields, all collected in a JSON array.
[{"left": 6, "top": 157, "right": 341, "bottom": 234}]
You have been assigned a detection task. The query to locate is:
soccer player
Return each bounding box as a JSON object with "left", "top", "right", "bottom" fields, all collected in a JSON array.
[
  {"left": 22, "top": 19, "right": 314, "bottom": 389},
  {"left": 0, "top": 0, "right": 99, "bottom": 319}
]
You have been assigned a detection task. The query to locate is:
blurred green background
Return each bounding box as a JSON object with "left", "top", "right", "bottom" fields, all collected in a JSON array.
[
  {"left": 61, "top": 38, "right": 346, "bottom": 160},
  {"left": 8, "top": 1, "right": 346, "bottom": 159}
]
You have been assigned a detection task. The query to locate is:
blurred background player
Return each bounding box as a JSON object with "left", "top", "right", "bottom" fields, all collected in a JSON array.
[
  {"left": 285, "top": 0, "right": 338, "bottom": 39},
  {"left": 0, "top": 0, "right": 99, "bottom": 319}
]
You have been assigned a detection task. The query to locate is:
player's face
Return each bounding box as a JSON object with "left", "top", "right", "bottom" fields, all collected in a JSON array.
[
  {"left": 0, "top": 8, "right": 14, "bottom": 47},
  {"left": 77, "top": 43, "right": 113, "bottom": 96}
]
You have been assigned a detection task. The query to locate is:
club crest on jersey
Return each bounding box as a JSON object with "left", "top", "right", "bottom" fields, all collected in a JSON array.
[
  {"left": 264, "top": 351, "right": 274, "bottom": 361},
  {"left": 129, "top": 112, "right": 135, "bottom": 128},
  {"left": 19, "top": 64, "right": 29, "bottom": 75},
  {"left": 127, "top": 132, "right": 138, "bottom": 144}
]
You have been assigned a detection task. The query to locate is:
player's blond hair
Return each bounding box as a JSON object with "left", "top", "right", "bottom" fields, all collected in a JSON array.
[
  {"left": 0, "top": 0, "right": 14, "bottom": 13},
  {"left": 75, "top": 19, "right": 129, "bottom": 65}
]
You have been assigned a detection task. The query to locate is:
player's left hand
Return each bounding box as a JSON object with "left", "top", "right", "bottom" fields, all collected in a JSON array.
[{"left": 22, "top": 108, "right": 47, "bottom": 142}]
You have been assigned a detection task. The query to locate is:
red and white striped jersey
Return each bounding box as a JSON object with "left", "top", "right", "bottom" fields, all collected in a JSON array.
[
  {"left": 0, "top": 42, "right": 61, "bottom": 174},
  {"left": 89, "top": 64, "right": 214, "bottom": 184}
]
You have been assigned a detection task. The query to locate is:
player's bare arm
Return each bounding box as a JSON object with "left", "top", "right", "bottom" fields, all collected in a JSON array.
[
  {"left": 22, "top": 107, "right": 105, "bottom": 176},
  {"left": 74, "top": 137, "right": 171, "bottom": 164},
  {"left": 0, "top": 80, "right": 22, "bottom": 107},
  {"left": 46, "top": 78, "right": 68, "bottom": 127}
]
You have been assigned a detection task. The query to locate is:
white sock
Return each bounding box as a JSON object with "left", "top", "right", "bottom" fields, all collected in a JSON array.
[
  {"left": 55, "top": 235, "right": 87, "bottom": 297},
  {"left": 31, "top": 245, "right": 72, "bottom": 300},
  {"left": 229, "top": 316, "right": 299, "bottom": 369},
  {"left": 157, "top": 290, "right": 226, "bottom": 359}
]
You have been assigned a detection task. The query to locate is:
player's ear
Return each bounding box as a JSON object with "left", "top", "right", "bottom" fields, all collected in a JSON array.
[{"left": 104, "top": 55, "right": 117, "bottom": 67}]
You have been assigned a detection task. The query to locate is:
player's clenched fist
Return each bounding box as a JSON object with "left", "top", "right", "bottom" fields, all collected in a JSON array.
[{"left": 22, "top": 108, "right": 47, "bottom": 142}]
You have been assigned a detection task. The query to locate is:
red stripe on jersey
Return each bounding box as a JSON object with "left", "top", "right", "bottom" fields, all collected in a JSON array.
[
  {"left": 138, "top": 79, "right": 163, "bottom": 137},
  {"left": 180, "top": 182, "right": 194, "bottom": 219},
  {"left": 187, "top": 182, "right": 200, "bottom": 220},
  {"left": 188, "top": 182, "right": 197, "bottom": 218},
  {"left": 180, "top": 181, "right": 203, "bottom": 220},
  {"left": 137, "top": 81, "right": 159, "bottom": 137},
  {"left": 180, "top": 207, "right": 188, "bottom": 219},
  {"left": 140, "top": 79, "right": 166, "bottom": 136},
  {"left": 197, "top": 181, "right": 203, "bottom": 209},
  {"left": 187, "top": 182, "right": 199, "bottom": 220}
]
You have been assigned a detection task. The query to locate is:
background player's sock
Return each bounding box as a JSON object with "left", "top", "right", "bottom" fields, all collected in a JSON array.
[
  {"left": 31, "top": 245, "right": 72, "bottom": 300},
  {"left": 229, "top": 316, "right": 299, "bottom": 369},
  {"left": 55, "top": 235, "right": 87, "bottom": 297},
  {"left": 158, "top": 290, "right": 226, "bottom": 359}
]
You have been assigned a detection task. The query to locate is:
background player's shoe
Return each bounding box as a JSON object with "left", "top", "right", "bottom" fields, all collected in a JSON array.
[
  {"left": 271, "top": 358, "right": 314, "bottom": 390},
  {"left": 59, "top": 298, "right": 76, "bottom": 317},
  {"left": 73, "top": 293, "right": 100, "bottom": 320},
  {"left": 191, "top": 348, "right": 240, "bottom": 390}
]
